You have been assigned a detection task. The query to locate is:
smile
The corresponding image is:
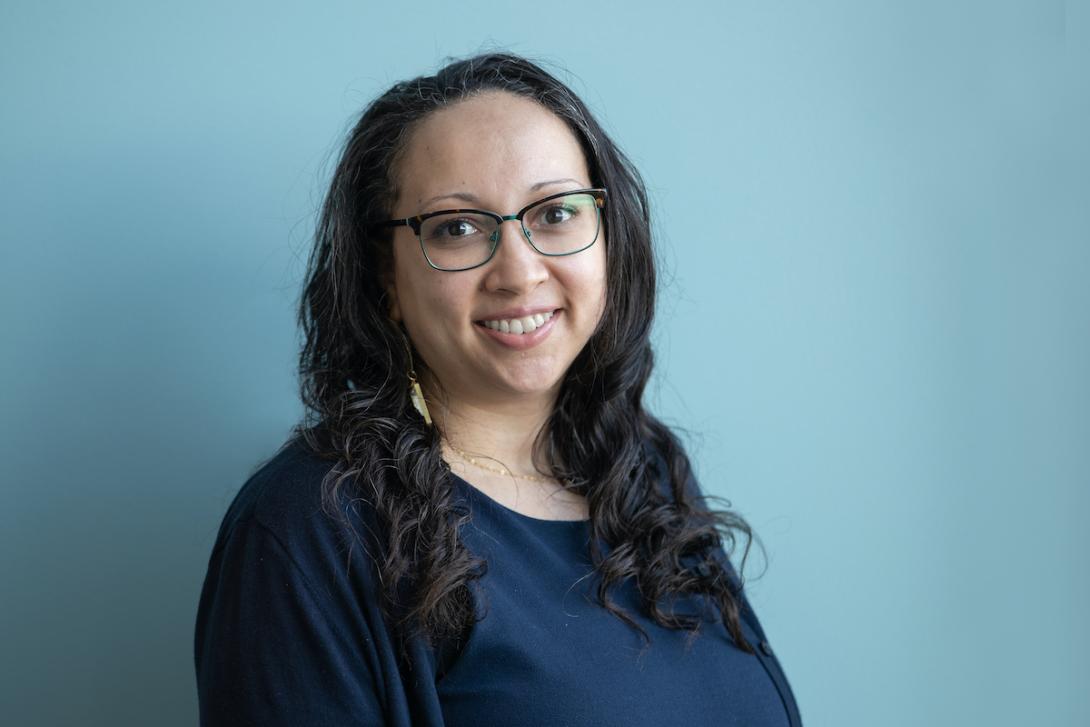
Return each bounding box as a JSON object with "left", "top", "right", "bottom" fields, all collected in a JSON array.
[
  {"left": 474, "top": 309, "right": 561, "bottom": 350},
  {"left": 479, "top": 310, "right": 555, "bottom": 335}
]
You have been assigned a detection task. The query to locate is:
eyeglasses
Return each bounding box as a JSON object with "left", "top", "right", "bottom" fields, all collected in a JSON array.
[{"left": 372, "top": 188, "right": 607, "bottom": 272}]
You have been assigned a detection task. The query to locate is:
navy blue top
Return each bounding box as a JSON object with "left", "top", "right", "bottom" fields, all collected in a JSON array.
[{"left": 195, "top": 439, "right": 801, "bottom": 726}]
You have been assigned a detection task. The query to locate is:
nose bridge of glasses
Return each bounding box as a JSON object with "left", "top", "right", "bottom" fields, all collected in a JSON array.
[{"left": 488, "top": 213, "right": 533, "bottom": 245}]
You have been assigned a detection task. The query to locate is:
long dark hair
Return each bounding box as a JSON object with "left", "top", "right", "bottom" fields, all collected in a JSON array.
[{"left": 295, "top": 51, "right": 759, "bottom": 659}]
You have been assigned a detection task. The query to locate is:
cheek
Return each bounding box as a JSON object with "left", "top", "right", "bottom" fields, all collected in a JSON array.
[
  {"left": 560, "top": 250, "right": 608, "bottom": 330},
  {"left": 399, "top": 273, "right": 473, "bottom": 335}
]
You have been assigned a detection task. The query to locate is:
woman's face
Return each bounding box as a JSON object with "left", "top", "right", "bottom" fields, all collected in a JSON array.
[{"left": 386, "top": 90, "right": 608, "bottom": 411}]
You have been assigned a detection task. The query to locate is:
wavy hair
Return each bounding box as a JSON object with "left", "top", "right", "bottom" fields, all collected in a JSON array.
[{"left": 295, "top": 51, "right": 759, "bottom": 662}]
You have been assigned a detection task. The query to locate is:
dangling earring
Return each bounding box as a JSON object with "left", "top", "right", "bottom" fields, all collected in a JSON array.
[
  {"left": 401, "top": 333, "right": 433, "bottom": 426},
  {"left": 409, "top": 370, "right": 432, "bottom": 426}
]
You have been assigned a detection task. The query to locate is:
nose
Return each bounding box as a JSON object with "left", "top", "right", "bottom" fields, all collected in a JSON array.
[{"left": 482, "top": 219, "right": 548, "bottom": 294}]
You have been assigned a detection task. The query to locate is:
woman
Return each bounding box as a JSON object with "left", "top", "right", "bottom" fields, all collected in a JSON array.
[{"left": 195, "top": 52, "right": 801, "bottom": 726}]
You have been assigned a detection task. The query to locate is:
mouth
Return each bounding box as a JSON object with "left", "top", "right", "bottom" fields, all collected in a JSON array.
[
  {"left": 473, "top": 308, "right": 562, "bottom": 350},
  {"left": 473, "top": 309, "right": 558, "bottom": 335}
]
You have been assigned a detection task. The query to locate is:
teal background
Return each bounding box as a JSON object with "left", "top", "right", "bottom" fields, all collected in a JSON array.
[{"left": 2, "top": 1, "right": 1087, "bottom": 725}]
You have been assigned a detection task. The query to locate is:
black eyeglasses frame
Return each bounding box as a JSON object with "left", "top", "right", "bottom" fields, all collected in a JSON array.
[{"left": 370, "top": 187, "right": 608, "bottom": 272}]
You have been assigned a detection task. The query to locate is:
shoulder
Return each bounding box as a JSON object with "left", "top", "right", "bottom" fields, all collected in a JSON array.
[
  {"left": 641, "top": 430, "right": 748, "bottom": 578},
  {"left": 640, "top": 430, "right": 702, "bottom": 503},
  {"left": 211, "top": 436, "right": 374, "bottom": 561}
]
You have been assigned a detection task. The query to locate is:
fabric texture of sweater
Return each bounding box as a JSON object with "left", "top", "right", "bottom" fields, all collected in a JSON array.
[{"left": 194, "top": 438, "right": 802, "bottom": 725}]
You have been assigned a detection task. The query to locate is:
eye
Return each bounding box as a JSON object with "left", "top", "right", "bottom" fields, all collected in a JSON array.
[
  {"left": 539, "top": 204, "right": 576, "bottom": 225},
  {"left": 428, "top": 217, "right": 482, "bottom": 240},
  {"left": 442, "top": 219, "right": 478, "bottom": 237}
]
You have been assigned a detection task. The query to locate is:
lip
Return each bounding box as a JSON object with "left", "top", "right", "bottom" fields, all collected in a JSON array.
[{"left": 474, "top": 309, "right": 561, "bottom": 350}]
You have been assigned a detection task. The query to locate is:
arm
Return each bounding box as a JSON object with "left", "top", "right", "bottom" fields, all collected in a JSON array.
[{"left": 194, "top": 517, "right": 385, "bottom": 726}]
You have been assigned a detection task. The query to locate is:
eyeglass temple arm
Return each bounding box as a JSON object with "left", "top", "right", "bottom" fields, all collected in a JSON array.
[{"left": 371, "top": 217, "right": 423, "bottom": 234}]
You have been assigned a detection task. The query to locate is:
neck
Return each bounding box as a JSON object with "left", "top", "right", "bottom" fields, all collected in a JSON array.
[{"left": 422, "top": 373, "right": 556, "bottom": 475}]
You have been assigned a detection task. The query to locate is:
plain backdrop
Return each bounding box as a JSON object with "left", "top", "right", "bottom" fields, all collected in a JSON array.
[{"left": 2, "top": 1, "right": 1087, "bottom": 725}]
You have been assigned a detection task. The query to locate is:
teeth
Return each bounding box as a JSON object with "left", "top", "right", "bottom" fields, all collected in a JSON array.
[{"left": 482, "top": 310, "right": 554, "bottom": 335}]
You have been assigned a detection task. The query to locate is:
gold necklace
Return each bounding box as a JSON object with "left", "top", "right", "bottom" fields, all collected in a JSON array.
[{"left": 446, "top": 442, "right": 555, "bottom": 483}]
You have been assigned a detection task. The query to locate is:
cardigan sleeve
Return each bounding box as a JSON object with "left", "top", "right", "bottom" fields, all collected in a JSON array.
[{"left": 194, "top": 516, "right": 385, "bottom": 726}]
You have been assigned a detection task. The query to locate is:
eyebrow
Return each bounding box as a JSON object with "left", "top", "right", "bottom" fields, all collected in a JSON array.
[{"left": 418, "top": 178, "right": 586, "bottom": 210}]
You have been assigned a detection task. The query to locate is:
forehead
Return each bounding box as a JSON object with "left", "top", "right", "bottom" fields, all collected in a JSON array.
[{"left": 392, "top": 91, "right": 591, "bottom": 210}]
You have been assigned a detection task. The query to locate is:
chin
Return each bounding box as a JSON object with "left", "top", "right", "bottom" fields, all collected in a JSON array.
[
  {"left": 495, "top": 367, "right": 568, "bottom": 399},
  {"left": 501, "top": 378, "right": 563, "bottom": 398}
]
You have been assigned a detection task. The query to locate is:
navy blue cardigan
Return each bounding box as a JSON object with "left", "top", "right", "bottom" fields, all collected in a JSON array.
[{"left": 195, "top": 438, "right": 802, "bottom": 725}]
